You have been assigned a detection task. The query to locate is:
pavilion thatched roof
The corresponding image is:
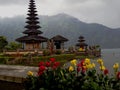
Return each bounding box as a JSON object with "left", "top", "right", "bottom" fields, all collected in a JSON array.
[{"left": 51, "top": 35, "right": 68, "bottom": 42}]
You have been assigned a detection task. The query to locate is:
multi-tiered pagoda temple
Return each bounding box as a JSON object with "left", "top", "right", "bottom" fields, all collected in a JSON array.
[
  {"left": 76, "top": 36, "right": 88, "bottom": 50},
  {"left": 16, "top": 0, "right": 47, "bottom": 50}
]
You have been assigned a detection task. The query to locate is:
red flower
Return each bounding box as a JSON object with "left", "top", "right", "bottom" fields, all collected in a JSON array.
[
  {"left": 81, "top": 66, "right": 86, "bottom": 73},
  {"left": 77, "top": 63, "right": 81, "bottom": 67},
  {"left": 52, "top": 66, "right": 57, "bottom": 70},
  {"left": 117, "top": 72, "right": 120, "bottom": 79},
  {"left": 77, "top": 67, "right": 81, "bottom": 72},
  {"left": 45, "top": 61, "right": 51, "bottom": 67},
  {"left": 82, "top": 69, "right": 86, "bottom": 74},
  {"left": 80, "top": 60, "right": 85, "bottom": 66},
  {"left": 51, "top": 62, "right": 60, "bottom": 69},
  {"left": 77, "top": 60, "right": 85, "bottom": 68},
  {"left": 38, "top": 62, "right": 44, "bottom": 67},
  {"left": 104, "top": 69, "right": 109, "bottom": 75},
  {"left": 38, "top": 71, "right": 44, "bottom": 76},
  {"left": 39, "top": 65, "right": 46, "bottom": 72},
  {"left": 38, "top": 65, "right": 46, "bottom": 76},
  {"left": 53, "top": 62, "right": 60, "bottom": 67},
  {"left": 50, "top": 58, "right": 55, "bottom": 62}
]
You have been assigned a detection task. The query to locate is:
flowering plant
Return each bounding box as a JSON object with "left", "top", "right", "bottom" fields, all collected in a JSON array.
[
  {"left": 78, "top": 48, "right": 85, "bottom": 52},
  {"left": 24, "top": 58, "right": 120, "bottom": 90}
]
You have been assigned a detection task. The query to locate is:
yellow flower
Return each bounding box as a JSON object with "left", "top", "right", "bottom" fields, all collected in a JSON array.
[
  {"left": 86, "top": 63, "right": 95, "bottom": 69},
  {"left": 91, "top": 63, "right": 96, "bottom": 68},
  {"left": 79, "top": 48, "right": 84, "bottom": 51},
  {"left": 27, "top": 71, "right": 34, "bottom": 76},
  {"left": 97, "top": 59, "right": 103, "bottom": 65},
  {"left": 69, "top": 66, "right": 74, "bottom": 72},
  {"left": 85, "top": 58, "right": 91, "bottom": 64},
  {"left": 100, "top": 65, "right": 105, "bottom": 71},
  {"left": 70, "top": 59, "right": 77, "bottom": 66},
  {"left": 113, "top": 63, "right": 119, "bottom": 69},
  {"left": 86, "top": 64, "right": 93, "bottom": 69}
]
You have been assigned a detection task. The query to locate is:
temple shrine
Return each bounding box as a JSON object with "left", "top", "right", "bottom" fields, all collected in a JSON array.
[
  {"left": 76, "top": 36, "right": 88, "bottom": 51},
  {"left": 51, "top": 35, "right": 68, "bottom": 49}
]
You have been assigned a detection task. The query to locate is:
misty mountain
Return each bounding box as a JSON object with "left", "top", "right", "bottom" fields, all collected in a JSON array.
[{"left": 0, "top": 13, "right": 120, "bottom": 49}]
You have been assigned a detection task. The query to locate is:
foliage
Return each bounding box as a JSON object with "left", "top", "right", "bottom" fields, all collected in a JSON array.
[
  {"left": 28, "top": 54, "right": 75, "bottom": 66},
  {"left": 43, "top": 50, "right": 51, "bottom": 56},
  {"left": 55, "top": 50, "right": 62, "bottom": 55},
  {"left": 24, "top": 58, "right": 120, "bottom": 90},
  {"left": 0, "top": 36, "right": 8, "bottom": 52},
  {"left": 68, "top": 46, "right": 74, "bottom": 53},
  {"left": 0, "top": 54, "right": 14, "bottom": 64},
  {"left": 5, "top": 42, "right": 22, "bottom": 50}
]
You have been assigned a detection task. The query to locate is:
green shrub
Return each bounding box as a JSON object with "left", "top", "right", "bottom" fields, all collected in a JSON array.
[
  {"left": 43, "top": 50, "right": 51, "bottom": 56},
  {"left": 0, "top": 57, "right": 15, "bottom": 64},
  {"left": 55, "top": 50, "right": 62, "bottom": 55}
]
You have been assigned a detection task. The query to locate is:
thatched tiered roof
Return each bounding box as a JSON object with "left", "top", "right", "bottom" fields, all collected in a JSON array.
[
  {"left": 16, "top": 0, "right": 47, "bottom": 43},
  {"left": 76, "top": 36, "right": 88, "bottom": 46}
]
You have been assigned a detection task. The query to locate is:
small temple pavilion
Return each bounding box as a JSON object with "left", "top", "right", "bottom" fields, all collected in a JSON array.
[
  {"left": 16, "top": 0, "right": 47, "bottom": 50},
  {"left": 51, "top": 35, "right": 68, "bottom": 49},
  {"left": 76, "top": 36, "right": 88, "bottom": 51}
]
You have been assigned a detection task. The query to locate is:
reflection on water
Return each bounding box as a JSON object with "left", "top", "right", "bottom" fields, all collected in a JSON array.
[{"left": 101, "top": 48, "right": 120, "bottom": 74}]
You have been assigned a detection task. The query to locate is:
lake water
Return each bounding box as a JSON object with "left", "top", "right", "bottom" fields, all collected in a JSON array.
[{"left": 99, "top": 48, "right": 120, "bottom": 74}]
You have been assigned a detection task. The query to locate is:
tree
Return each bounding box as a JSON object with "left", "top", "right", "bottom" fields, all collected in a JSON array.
[
  {"left": 0, "top": 36, "right": 8, "bottom": 52},
  {"left": 5, "top": 42, "right": 22, "bottom": 50}
]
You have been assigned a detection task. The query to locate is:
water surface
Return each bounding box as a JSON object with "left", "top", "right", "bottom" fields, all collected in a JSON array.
[{"left": 100, "top": 48, "right": 120, "bottom": 74}]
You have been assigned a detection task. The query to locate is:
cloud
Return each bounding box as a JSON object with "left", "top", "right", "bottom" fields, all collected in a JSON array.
[
  {"left": 61, "top": 0, "right": 120, "bottom": 28},
  {"left": 0, "top": 0, "right": 28, "bottom": 5},
  {"left": 65, "top": 0, "right": 89, "bottom": 4},
  {"left": 0, "top": 0, "right": 120, "bottom": 28},
  {"left": 0, "top": 0, "right": 49, "bottom": 5}
]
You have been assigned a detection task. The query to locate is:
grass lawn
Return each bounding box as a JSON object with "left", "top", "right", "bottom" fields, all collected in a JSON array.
[{"left": 0, "top": 53, "right": 97, "bottom": 66}]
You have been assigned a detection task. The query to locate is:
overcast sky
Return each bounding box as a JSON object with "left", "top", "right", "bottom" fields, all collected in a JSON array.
[{"left": 0, "top": 0, "right": 120, "bottom": 28}]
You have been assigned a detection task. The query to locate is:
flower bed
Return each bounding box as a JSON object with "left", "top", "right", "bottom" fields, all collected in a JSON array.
[{"left": 24, "top": 58, "right": 120, "bottom": 90}]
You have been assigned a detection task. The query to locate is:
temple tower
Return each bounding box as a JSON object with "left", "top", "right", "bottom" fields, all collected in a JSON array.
[
  {"left": 76, "top": 36, "right": 88, "bottom": 51},
  {"left": 16, "top": 0, "right": 47, "bottom": 50}
]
